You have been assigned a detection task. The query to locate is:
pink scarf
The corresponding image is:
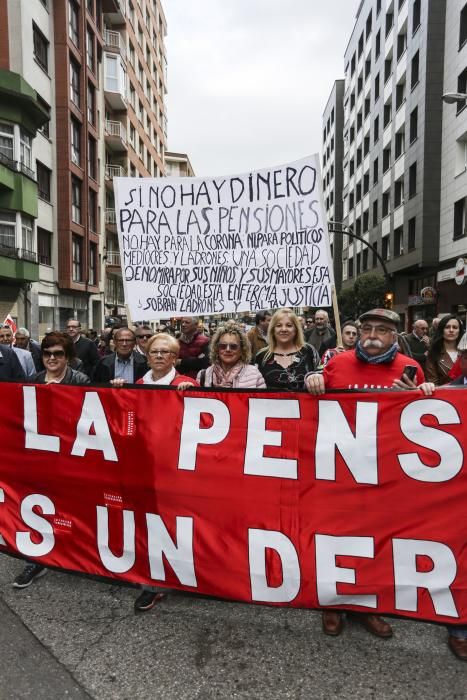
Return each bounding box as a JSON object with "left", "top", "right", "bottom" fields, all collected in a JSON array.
[{"left": 212, "top": 362, "right": 244, "bottom": 387}]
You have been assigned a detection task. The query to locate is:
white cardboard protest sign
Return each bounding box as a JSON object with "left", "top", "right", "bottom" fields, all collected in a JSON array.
[{"left": 114, "top": 155, "right": 333, "bottom": 320}]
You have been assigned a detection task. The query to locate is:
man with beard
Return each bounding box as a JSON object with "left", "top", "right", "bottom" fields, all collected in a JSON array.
[{"left": 305, "top": 308, "right": 428, "bottom": 640}]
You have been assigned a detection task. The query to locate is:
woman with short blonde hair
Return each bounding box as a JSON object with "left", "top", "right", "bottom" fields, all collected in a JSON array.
[{"left": 256, "top": 308, "right": 320, "bottom": 390}]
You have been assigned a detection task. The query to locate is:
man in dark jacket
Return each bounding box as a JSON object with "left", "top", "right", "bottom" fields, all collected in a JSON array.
[
  {"left": 176, "top": 317, "right": 209, "bottom": 379},
  {"left": 305, "top": 309, "right": 336, "bottom": 356},
  {"left": 93, "top": 327, "right": 147, "bottom": 383},
  {"left": 404, "top": 319, "right": 430, "bottom": 369},
  {"left": 14, "top": 327, "right": 43, "bottom": 372},
  {"left": 0, "top": 343, "right": 25, "bottom": 380},
  {"left": 65, "top": 319, "right": 99, "bottom": 379}
]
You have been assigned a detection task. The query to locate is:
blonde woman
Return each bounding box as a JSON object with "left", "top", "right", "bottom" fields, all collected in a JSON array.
[
  {"left": 197, "top": 321, "right": 265, "bottom": 388},
  {"left": 256, "top": 309, "right": 320, "bottom": 390}
]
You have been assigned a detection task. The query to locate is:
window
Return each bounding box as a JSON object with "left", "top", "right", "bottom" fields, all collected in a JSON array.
[
  {"left": 363, "top": 248, "right": 368, "bottom": 271},
  {"left": 383, "top": 147, "right": 391, "bottom": 172},
  {"left": 70, "top": 57, "right": 80, "bottom": 106},
  {"left": 409, "top": 162, "right": 417, "bottom": 197},
  {"left": 358, "top": 32, "right": 364, "bottom": 57},
  {"left": 88, "top": 136, "right": 96, "bottom": 179},
  {"left": 138, "top": 62, "right": 144, "bottom": 85},
  {"left": 87, "top": 0, "right": 94, "bottom": 16},
  {"left": 356, "top": 183, "right": 362, "bottom": 202},
  {"left": 373, "top": 157, "right": 379, "bottom": 184},
  {"left": 138, "top": 23, "right": 143, "bottom": 46},
  {"left": 384, "top": 57, "right": 392, "bottom": 84},
  {"left": 382, "top": 236, "right": 389, "bottom": 261},
  {"left": 128, "top": 0, "right": 135, "bottom": 25},
  {"left": 376, "top": 0, "right": 381, "bottom": 15},
  {"left": 139, "top": 137, "right": 144, "bottom": 161},
  {"left": 37, "top": 96, "right": 51, "bottom": 138},
  {"left": 86, "top": 27, "right": 95, "bottom": 72},
  {"left": 356, "top": 148, "right": 362, "bottom": 167},
  {"left": 364, "top": 97, "right": 371, "bottom": 117},
  {"left": 374, "top": 115, "right": 379, "bottom": 143},
  {"left": 129, "top": 40, "right": 135, "bottom": 66},
  {"left": 385, "top": 12, "right": 393, "bottom": 36},
  {"left": 397, "top": 32, "right": 407, "bottom": 60},
  {"left": 411, "top": 51, "right": 419, "bottom": 89},
  {"left": 33, "top": 23, "right": 49, "bottom": 72},
  {"left": 408, "top": 217, "right": 416, "bottom": 250},
  {"left": 382, "top": 191, "right": 390, "bottom": 217},
  {"left": 351, "top": 53, "right": 356, "bottom": 76},
  {"left": 71, "top": 118, "right": 81, "bottom": 165},
  {"left": 460, "top": 4, "right": 467, "bottom": 49},
  {"left": 36, "top": 161, "right": 51, "bottom": 201},
  {"left": 130, "top": 124, "right": 136, "bottom": 148},
  {"left": 383, "top": 102, "right": 392, "bottom": 127},
  {"left": 20, "top": 130, "right": 32, "bottom": 173},
  {"left": 396, "top": 80, "right": 406, "bottom": 110},
  {"left": 366, "top": 10, "right": 372, "bottom": 38},
  {"left": 37, "top": 227, "right": 52, "bottom": 265},
  {"left": 89, "top": 242, "right": 97, "bottom": 285},
  {"left": 364, "top": 136, "right": 370, "bottom": 156},
  {"left": 357, "top": 252, "right": 361, "bottom": 274},
  {"left": 363, "top": 172, "right": 370, "bottom": 194},
  {"left": 87, "top": 83, "right": 95, "bottom": 125},
  {"left": 375, "top": 29, "right": 381, "bottom": 58},
  {"left": 394, "top": 179, "right": 404, "bottom": 207},
  {"left": 0, "top": 210, "right": 16, "bottom": 251},
  {"left": 457, "top": 69, "right": 467, "bottom": 114},
  {"left": 0, "top": 121, "right": 14, "bottom": 164},
  {"left": 373, "top": 200, "right": 378, "bottom": 226},
  {"left": 348, "top": 257, "right": 354, "bottom": 278},
  {"left": 21, "top": 216, "right": 34, "bottom": 256},
  {"left": 71, "top": 177, "right": 82, "bottom": 224},
  {"left": 374, "top": 73, "right": 380, "bottom": 100},
  {"left": 88, "top": 189, "right": 97, "bottom": 232},
  {"left": 454, "top": 198, "right": 466, "bottom": 238},
  {"left": 68, "top": 0, "right": 79, "bottom": 46},
  {"left": 394, "top": 226, "right": 403, "bottom": 256},
  {"left": 410, "top": 107, "right": 418, "bottom": 142},
  {"left": 365, "top": 59, "right": 371, "bottom": 81},
  {"left": 72, "top": 235, "right": 83, "bottom": 281},
  {"left": 413, "top": 0, "right": 421, "bottom": 34},
  {"left": 349, "top": 192, "right": 354, "bottom": 210},
  {"left": 357, "top": 110, "right": 363, "bottom": 131},
  {"left": 349, "top": 159, "right": 355, "bottom": 177},
  {"left": 395, "top": 131, "right": 405, "bottom": 158}
]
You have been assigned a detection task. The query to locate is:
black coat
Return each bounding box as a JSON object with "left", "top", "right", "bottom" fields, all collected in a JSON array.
[
  {"left": 450, "top": 375, "right": 466, "bottom": 386},
  {"left": 74, "top": 335, "right": 100, "bottom": 378},
  {"left": 0, "top": 344, "right": 25, "bottom": 380},
  {"left": 93, "top": 351, "right": 148, "bottom": 383},
  {"left": 33, "top": 367, "right": 90, "bottom": 385}
]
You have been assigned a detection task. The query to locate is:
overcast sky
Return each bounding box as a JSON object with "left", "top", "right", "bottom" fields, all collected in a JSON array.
[{"left": 162, "top": 0, "right": 360, "bottom": 177}]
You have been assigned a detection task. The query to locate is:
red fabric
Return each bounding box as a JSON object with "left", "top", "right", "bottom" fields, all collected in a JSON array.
[
  {"left": 178, "top": 333, "right": 209, "bottom": 360},
  {"left": 136, "top": 372, "right": 199, "bottom": 386},
  {"left": 0, "top": 382, "right": 466, "bottom": 624},
  {"left": 449, "top": 358, "right": 461, "bottom": 380},
  {"left": 324, "top": 350, "right": 425, "bottom": 389}
]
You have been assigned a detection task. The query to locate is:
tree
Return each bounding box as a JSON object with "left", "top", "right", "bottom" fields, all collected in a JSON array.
[{"left": 337, "top": 273, "right": 388, "bottom": 319}]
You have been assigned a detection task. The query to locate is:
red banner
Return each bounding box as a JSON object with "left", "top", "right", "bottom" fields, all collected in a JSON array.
[{"left": 1, "top": 382, "right": 466, "bottom": 624}]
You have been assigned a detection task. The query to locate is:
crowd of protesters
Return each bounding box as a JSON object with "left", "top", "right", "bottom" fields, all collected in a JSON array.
[{"left": 1, "top": 308, "right": 467, "bottom": 660}]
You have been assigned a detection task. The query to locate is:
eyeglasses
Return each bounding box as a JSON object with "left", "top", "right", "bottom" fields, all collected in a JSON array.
[
  {"left": 149, "top": 349, "right": 174, "bottom": 357},
  {"left": 42, "top": 349, "right": 66, "bottom": 358},
  {"left": 360, "top": 324, "right": 394, "bottom": 335},
  {"left": 218, "top": 342, "right": 239, "bottom": 351},
  {"left": 137, "top": 335, "right": 152, "bottom": 340}
]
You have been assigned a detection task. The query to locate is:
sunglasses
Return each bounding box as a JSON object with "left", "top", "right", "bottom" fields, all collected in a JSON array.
[
  {"left": 42, "top": 349, "right": 65, "bottom": 358},
  {"left": 218, "top": 342, "right": 239, "bottom": 351},
  {"left": 138, "top": 335, "right": 152, "bottom": 340}
]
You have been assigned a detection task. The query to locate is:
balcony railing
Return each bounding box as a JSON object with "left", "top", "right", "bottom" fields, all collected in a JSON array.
[
  {"left": 104, "top": 30, "right": 126, "bottom": 61},
  {"left": 0, "top": 151, "right": 17, "bottom": 171},
  {"left": 20, "top": 162, "right": 36, "bottom": 180},
  {"left": 105, "top": 164, "right": 126, "bottom": 179},
  {"left": 20, "top": 248, "right": 37, "bottom": 263},
  {"left": 105, "top": 120, "right": 127, "bottom": 143},
  {"left": 0, "top": 242, "right": 18, "bottom": 259},
  {"left": 105, "top": 208, "right": 117, "bottom": 225},
  {"left": 106, "top": 251, "right": 121, "bottom": 266}
]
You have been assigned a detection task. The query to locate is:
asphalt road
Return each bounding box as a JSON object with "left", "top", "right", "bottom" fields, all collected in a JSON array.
[{"left": 0, "top": 555, "right": 465, "bottom": 700}]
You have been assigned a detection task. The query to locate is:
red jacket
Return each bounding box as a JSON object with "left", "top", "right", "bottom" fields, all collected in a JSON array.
[
  {"left": 323, "top": 350, "right": 425, "bottom": 390},
  {"left": 177, "top": 332, "right": 210, "bottom": 378},
  {"left": 136, "top": 371, "right": 199, "bottom": 386}
]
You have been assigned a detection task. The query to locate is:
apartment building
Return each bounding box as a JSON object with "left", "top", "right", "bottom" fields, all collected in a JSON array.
[
  {"left": 165, "top": 151, "right": 195, "bottom": 178},
  {"left": 437, "top": 0, "right": 467, "bottom": 323},
  {"left": 0, "top": 0, "right": 168, "bottom": 335},
  {"left": 103, "top": 0, "right": 167, "bottom": 322},
  {"left": 0, "top": 0, "right": 51, "bottom": 332},
  {"left": 322, "top": 79, "right": 345, "bottom": 291},
  {"left": 339, "top": 0, "right": 446, "bottom": 328}
]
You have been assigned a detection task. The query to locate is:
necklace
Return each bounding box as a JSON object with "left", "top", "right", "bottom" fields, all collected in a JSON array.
[{"left": 273, "top": 349, "right": 299, "bottom": 357}]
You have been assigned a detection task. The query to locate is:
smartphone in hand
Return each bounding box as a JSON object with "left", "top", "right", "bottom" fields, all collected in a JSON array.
[{"left": 402, "top": 365, "right": 417, "bottom": 381}]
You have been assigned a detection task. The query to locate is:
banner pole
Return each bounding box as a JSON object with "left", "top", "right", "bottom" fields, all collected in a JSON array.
[{"left": 331, "top": 285, "right": 342, "bottom": 347}]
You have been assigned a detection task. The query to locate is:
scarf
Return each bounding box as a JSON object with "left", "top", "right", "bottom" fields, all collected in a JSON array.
[
  {"left": 355, "top": 341, "right": 399, "bottom": 365},
  {"left": 212, "top": 362, "right": 244, "bottom": 388}
]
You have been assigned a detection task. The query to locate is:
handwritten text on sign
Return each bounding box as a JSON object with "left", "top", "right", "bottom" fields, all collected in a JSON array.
[{"left": 114, "top": 156, "right": 333, "bottom": 319}]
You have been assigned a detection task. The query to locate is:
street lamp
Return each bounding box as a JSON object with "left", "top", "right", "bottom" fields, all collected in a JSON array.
[
  {"left": 327, "top": 220, "right": 392, "bottom": 290},
  {"left": 442, "top": 92, "right": 467, "bottom": 104}
]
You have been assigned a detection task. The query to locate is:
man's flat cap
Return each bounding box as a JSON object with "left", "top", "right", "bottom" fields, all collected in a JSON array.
[{"left": 359, "top": 308, "right": 400, "bottom": 325}]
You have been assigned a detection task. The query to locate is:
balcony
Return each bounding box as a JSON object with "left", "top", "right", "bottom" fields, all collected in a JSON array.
[
  {"left": 104, "top": 30, "right": 126, "bottom": 62},
  {"left": 0, "top": 243, "right": 39, "bottom": 281},
  {"left": 104, "top": 54, "right": 127, "bottom": 110},
  {"left": 105, "top": 208, "right": 117, "bottom": 229},
  {"left": 105, "top": 163, "right": 126, "bottom": 180},
  {"left": 105, "top": 250, "right": 121, "bottom": 267},
  {"left": 104, "top": 120, "right": 127, "bottom": 151},
  {"left": 102, "top": 0, "right": 126, "bottom": 23}
]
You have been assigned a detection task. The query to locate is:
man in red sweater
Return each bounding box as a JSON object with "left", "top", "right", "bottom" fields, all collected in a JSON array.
[
  {"left": 305, "top": 308, "right": 431, "bottom": 640},
  {"left": 176, "top": 317, "right": 210, "bottom": 379}
]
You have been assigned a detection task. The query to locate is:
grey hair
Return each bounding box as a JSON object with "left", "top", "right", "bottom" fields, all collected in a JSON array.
[{"left": 15, "top": 327, "right": 30, "bottom": 337}]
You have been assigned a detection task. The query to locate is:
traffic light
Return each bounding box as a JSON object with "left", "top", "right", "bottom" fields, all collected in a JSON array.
[{"left": 384, "top": 292, "right": 394, "bottom": 309}]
